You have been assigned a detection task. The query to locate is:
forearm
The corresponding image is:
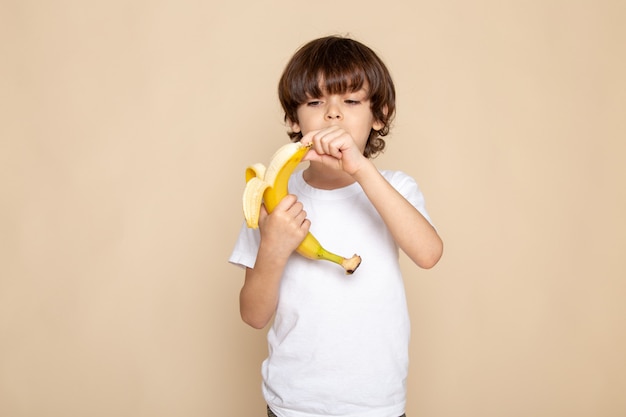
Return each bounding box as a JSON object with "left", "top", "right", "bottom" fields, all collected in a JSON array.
[
  {"left": 353, "top": 160, "right": 443, "bottom": 268},
  {"left": 239, "top": 244, "right": 287, "bottom": 329},
  {"left": 239, "top": 195, "right": 310, "bottom": 328}
]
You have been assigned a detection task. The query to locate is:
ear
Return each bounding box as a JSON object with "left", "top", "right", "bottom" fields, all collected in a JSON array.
[
  {"left": 372, "top": 105, "right": 388, "bottom": 131},
  {"left": 288, "top": 119, "right": 301, "bottom": 133}
]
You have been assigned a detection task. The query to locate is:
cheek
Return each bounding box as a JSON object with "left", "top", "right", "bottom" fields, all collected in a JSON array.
[{"left": 295, "top": 112, "right": 319, "bottom": 131}]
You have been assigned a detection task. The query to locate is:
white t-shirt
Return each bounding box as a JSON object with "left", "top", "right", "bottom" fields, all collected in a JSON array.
[{"left": 229, "top": 170, "right": 432, "bottom": 417}]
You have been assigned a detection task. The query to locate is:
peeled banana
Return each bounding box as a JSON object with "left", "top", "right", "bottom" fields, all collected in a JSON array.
[{"left": 242, "top": 141, "right": 361, "bottom": 274}]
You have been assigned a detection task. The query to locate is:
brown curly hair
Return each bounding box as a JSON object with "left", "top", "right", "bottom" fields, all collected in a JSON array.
[{"left": 278, "top": 36, "right": 396, "bottom": 158}]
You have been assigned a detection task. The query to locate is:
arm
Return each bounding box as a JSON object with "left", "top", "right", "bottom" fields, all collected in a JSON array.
[
  {"left": 239, "top": 195, "right": 310, "bottom": 329},
  {"left": 353, "top": 160, "right": 443, "bottom": 268},
  {"left": 303, "top": 127, "right": 443, "bottom": 269}
]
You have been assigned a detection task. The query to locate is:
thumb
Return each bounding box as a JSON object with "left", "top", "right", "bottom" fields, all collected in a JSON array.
[
  {"left": 302, "top": 148, "right": 314, "bottom": 161},
  {"left": 259, "top": 204, "right": 269, "bottom": 222},
  {"left": 302, "top": 148, "right": 322, "bottom": 163}
]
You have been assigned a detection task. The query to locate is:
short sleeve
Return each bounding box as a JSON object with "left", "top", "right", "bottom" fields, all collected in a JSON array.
[
  {"left": 381, "top": 170, "right": 434, "bottom": 227},
  {"left": 228, "top": 221, "right": 261, "bottom": 270}
]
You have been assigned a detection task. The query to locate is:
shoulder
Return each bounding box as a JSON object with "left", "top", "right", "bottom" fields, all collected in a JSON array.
[{"left": 379, "top": 170, "right": 431, "bottom": 221}]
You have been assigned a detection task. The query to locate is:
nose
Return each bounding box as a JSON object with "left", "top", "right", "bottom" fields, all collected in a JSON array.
[{"left": 325, "top": 103, "right": 343, "bottom": 120}]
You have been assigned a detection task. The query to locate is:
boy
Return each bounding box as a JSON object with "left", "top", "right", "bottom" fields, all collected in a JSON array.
[{"left": 229, "top": 35, "right": 443, "bottom": 417}]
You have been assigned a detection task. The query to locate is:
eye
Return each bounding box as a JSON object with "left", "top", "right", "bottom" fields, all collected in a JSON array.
[
  {"left": 306, "top": 100, "right": 322, "bottom": 106},
  {"left": 344, "top": 99, "right": 361, "bottom": 105}
]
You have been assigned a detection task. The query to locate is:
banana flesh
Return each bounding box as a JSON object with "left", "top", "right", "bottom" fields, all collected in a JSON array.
[{"left": 242, "top": 142, "right": 361, "bottom": 274}]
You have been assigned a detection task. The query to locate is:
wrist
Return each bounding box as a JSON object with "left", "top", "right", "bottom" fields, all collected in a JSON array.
[
  {"left": 351, "top": 158, "right": 377, "bottom": 183},
  {"left": 257, "top": 239, "right": 293, "bottom": 267}
]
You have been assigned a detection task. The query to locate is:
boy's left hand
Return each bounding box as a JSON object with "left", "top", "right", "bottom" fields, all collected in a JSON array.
[{"left": 301, "top": 126, "right": 367, "bottom": 176}]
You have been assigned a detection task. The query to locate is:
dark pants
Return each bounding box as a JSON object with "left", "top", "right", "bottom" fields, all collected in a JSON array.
[{"left": 267, "top": 405, "right": 405, "bottom": 417}]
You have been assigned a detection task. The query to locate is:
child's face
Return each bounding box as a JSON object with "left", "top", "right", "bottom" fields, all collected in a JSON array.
[{"left": 289, "top": 84, "right": 384, "bottom": 153}]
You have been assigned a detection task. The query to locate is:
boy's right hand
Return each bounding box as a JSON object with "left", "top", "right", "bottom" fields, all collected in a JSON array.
[{"left": 258, "top": 194, "right": 310, "bottom": 259}]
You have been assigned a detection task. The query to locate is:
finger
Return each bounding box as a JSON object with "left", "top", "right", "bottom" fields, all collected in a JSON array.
[
  {"left": 319, "top": 128, "right": 347, "bottom": 156},
  {"left": 286, "top": 201, "right": 306, "bottom": 222},
  {"left": 259, "top": 204, "right": 269, "bottom": 220},
  {"left": 293, "top": 205, "right": 307, "bottom": 222},
  {"left": 327, "top": 136, "right": 347, "bottom": 159},
  {"left": 311, "top": 132, "right": 326, "bottom": 156},
  {"left": 311, "top": 127, "right": 341, "bottom": 154},
  {"left": 300, "top": 130, "right": 321, "bottom": 147},
  {"left": 274, "top": 194, "right": 298, "bottom": 212},
  {"left": 300, "top": 218, "right": 311, "bottom": 233},
  {"left": 257, "top": 204, "right": 269, "bottom": 229},
  {"left": 302, "top": 147, "right": 316, "bottom": 162}
]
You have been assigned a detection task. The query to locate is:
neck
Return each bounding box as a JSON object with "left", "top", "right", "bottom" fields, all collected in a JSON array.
[{"left": 302, "top": 162, "right": 356, "bottom": 190}]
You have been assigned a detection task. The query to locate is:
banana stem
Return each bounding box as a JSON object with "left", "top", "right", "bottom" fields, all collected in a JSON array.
[
  {"left": 340, "top": 254, "right": 362, "bottom": 275},
  {"left": 317, "top": 248, "right": 361, "bottom": 275}
]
